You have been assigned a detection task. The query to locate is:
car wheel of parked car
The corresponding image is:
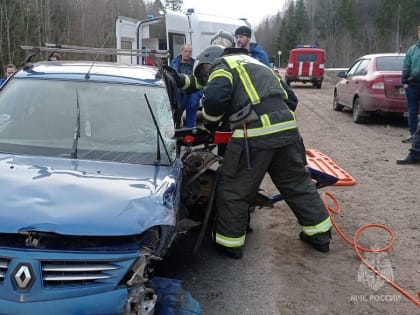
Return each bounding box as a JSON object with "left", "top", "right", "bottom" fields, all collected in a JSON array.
[
  {"left": 352, "top": 97, "right": 369, "bottom": 123},
  {"left": 333, "top": 92, "right": 344, "bottom": 111},
  {"left": 314, "top": 82, "right": 322, "bottom": 89}
]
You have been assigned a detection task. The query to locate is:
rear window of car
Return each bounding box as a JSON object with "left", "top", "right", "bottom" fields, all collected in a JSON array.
[
  {"left": 297, "top": 53, "right": 318, "bottom": 62},
  {"left": 376, "top": 56, "right": 405, "bottom": 71}
]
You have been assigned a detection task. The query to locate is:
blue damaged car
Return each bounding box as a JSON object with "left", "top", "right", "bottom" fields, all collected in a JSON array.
[
  {"left": 0, "top": 45, "right": 340, "bottom": 314},
  {"left": 0, "top": 54, "right": 204, "bottom": 314}
]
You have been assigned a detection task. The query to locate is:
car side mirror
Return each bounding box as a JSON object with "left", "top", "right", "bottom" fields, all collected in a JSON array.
[{"left": 336, "top": 71, "right": 347, "bottom": 78}]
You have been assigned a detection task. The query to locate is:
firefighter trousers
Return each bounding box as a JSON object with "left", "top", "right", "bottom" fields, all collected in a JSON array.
[{"left": 214, "top": 138, "right": 331, "bottom": 250}]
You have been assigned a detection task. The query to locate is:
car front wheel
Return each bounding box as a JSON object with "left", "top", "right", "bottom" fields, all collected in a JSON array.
[{"left": 333, "top": 91, "right": 344, "bottom": 111}]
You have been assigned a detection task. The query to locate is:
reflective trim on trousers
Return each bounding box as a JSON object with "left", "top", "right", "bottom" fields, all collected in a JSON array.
[
  {"left": 301, "top": 216, "right": 332, "bottom": 236},
  {"left": 215, "top": 233, "right": 246, "bottom": 248}
]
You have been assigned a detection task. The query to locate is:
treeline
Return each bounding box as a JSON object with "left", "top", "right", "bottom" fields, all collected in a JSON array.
[
  {"left": 1, "top": 0, "right": 419, "bottom": 74},
  {"left": 0, "top": 0, "right": 165, "bottom": 72},
  {"left": 256, "top": 0, "right": 420, "bottom": 67}
]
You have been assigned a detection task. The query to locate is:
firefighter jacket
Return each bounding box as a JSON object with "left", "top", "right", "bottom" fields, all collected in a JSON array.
[{"left": 200, "top": 54, "right": 300, "bottom": 147}]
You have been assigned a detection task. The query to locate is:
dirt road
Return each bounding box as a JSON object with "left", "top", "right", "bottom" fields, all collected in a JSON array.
[{"left": 158, "top": 73, "right": 419, "bottom": 314}]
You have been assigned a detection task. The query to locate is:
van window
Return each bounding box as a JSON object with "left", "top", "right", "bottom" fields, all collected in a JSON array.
[
  {"left": 168, "top": 33, "right": 186, "bottom": 61},
  {"left": 297, "top": 53, "right": 318, "bottom": 62}
]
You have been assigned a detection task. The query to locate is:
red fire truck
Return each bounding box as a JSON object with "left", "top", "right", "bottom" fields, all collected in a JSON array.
[{"left": 285, "top": 45, "right": 325, "bottom": 89}]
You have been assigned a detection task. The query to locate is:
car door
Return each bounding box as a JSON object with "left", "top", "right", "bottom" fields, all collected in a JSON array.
[
  {"left": 336, "top": 59, "right": 363, "bottom": 107},
  {"left": 347, "top": 58, "right": 370, "bottom": 106}
]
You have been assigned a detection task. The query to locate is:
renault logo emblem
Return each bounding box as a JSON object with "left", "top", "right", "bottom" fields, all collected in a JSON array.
[{"left": 13, "top": 264, "right": 35, "bottom": 290}]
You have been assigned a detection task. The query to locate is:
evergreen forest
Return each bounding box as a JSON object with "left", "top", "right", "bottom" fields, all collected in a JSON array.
[{"left": 0, "top": 0, "right": 419, "bottom": 74}]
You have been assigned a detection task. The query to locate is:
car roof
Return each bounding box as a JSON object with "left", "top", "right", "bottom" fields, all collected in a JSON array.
[
  {"left": 14, "top": 61, "right": 164, "bottom": 86},
  {"left": 358, "top": 53, "right": 406, "bottom": 59}
]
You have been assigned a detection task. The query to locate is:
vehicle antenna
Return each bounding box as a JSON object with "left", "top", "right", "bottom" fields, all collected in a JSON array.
[{"left": 85, "top": 34, "right": 110, "bottom": 79}]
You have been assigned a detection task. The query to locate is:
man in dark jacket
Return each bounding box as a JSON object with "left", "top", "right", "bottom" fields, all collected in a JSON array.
[
  {"left": 170, "top": 44, "right": 203, "bottom": 127},
  {"left": 401, "top": 25, "right": 420, "bottom": 143},
  {"left": 234, "top": 26, "right": 270, "bottom": 67},
  {"left": 166, "top": 46, "right": 332, "bottom": 259}
]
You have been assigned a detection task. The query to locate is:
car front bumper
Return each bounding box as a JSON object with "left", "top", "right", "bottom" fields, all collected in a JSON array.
[{"left": 0, "top": 288, "right": 130, "bottom": 315}]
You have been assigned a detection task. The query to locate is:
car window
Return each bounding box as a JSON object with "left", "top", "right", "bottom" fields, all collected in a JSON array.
[
  {"left": 346, "top": 60, "right": 362, "bottom": 77},
  {"left": 354, "top": 58, "right": 370, "bottom": 76},
  {"left": 0, "top": 78, "right": 176, "bottom": 164},
  {"left": 375, "top": 56, "right": 405, "bottom": 71}
]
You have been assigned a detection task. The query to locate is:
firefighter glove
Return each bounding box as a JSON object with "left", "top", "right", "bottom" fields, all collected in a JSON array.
[{"left": 162, "top": 65, "right": 185, "bottom": 88}]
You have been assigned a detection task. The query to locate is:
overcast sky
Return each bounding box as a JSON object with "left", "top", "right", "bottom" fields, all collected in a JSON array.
[{"left": 181, "top": 0, "right": 287, "bottom": 28}]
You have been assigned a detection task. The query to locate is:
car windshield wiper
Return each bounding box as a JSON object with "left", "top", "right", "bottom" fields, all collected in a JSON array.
[
  {"left": 70, "top": 90, "right": 81, "bottom": 159},
  {"left": 144, "top": 93, "right": 172, "bottom": 165}
]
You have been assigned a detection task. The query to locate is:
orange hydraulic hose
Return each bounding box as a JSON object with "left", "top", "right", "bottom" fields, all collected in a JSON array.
[{"left": 321, "top": 191, "right": 420, "bottom": 306}]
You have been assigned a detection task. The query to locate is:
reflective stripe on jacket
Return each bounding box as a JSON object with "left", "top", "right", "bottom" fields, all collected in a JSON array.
[
  {"left": 203, "top": 53, "right": 297, "bottom": 137},
  {"left": 232, "top": 112, "right": 297, "bottom": 138}
]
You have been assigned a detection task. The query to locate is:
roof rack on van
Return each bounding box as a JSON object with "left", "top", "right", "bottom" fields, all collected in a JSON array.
[{"left": 21, "top": 43, "right": 170, "bottom": 58}]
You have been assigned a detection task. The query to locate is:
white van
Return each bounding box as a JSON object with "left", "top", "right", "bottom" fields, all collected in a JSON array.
[{"left": 115, "top": 9, "right": 253, "bottom": 64}]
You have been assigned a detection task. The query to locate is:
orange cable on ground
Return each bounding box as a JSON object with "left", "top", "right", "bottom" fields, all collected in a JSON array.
[{"left": 321, "top": 191, "right": 420, "bottom": 306}]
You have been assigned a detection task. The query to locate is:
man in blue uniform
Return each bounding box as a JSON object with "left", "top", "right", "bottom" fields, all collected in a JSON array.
[{"left": 170, "top": 44, "right": 203, "bottom": 127}]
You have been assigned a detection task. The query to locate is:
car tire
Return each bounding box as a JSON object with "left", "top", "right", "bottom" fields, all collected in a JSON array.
[
  {"left": 314, "top": 81, "right": 322, "bottom": 89},
  {"left": 333, "top": 92, "right": 344, "bottom": 111},
  {"left": 352, "top": 98, "right": 369, "bottom": 123}
]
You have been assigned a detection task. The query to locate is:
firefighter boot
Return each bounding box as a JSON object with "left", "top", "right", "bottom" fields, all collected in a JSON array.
[
  {"left": 299, "top": 230, "right": 331, "bottom": 252},
  {"left": 214, "top": 244, "right": 243, "bottom": 259}
]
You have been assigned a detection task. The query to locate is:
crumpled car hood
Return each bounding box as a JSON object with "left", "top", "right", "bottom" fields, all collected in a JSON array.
[{"left": 0, "top": 154, "right": 179, "bottom": 236}]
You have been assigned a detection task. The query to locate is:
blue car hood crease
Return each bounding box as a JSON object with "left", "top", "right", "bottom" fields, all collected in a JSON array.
[{"left": 0, "top": 154, "right": 178, "bottom": 235}]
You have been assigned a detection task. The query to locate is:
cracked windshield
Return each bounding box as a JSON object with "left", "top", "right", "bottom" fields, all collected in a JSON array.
[{"left": 0, "top": 79, "right": 175, "bottom": 164}]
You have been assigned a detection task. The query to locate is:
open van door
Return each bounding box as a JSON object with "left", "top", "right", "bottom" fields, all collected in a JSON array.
[
  {"left": 115, "top": 16, "right": 141, "bottom": 64},
  {"left": 116, "top": 12, "right": 190, "bottom": 65},
  {"left": 116, "top": 10, "right": 254, "bottom": 65}
]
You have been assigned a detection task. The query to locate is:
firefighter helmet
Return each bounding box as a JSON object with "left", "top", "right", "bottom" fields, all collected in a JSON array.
[
  {"left": 210, "top": 30, "right": 235, "bottom": 48},
  {"left": 193, "top": 45, "right": 225, "bottom": 85}
]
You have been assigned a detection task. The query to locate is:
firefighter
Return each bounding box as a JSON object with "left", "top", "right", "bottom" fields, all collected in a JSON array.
[
  {"left": 210, "top": 29, "right": 235, "bottom": 48},
  {"left": 164, "top": 46, "right": 332, "bottom": 259}
]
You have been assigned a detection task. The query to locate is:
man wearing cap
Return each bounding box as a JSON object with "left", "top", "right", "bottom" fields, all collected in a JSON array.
[{"left": 234, "top": 26, "right": 270, "bottom": 66}]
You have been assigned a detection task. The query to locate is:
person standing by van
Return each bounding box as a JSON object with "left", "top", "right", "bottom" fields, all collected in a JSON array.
[
  {"left": 0, "top": 64, "right": 16, "bottom": 86},
  {"left": 234, "top": 26, "right": 270, "bottom": 66},
  {"left": 170, "top": 44, "right": 203, "bottom": 127}
]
